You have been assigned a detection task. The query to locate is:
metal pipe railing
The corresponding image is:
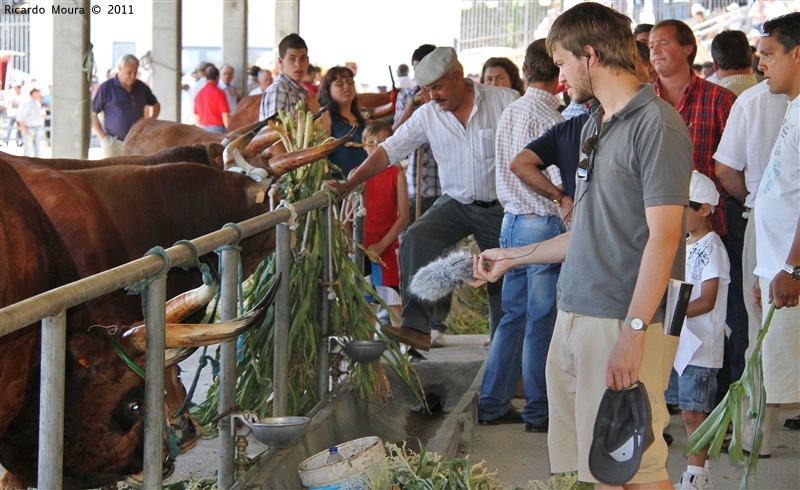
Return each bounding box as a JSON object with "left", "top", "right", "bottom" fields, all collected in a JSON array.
[
  {"left": 0, "top": 190, "right": 333, "bottom": 489},
  {"left": 218, "top": 246, "right": 241, "bottom": 490}
]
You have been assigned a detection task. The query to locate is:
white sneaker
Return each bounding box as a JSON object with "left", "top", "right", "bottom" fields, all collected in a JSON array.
[
  {"left": 675, "top": 471, "right": 706, "bottom": 490},
  {"left": 703, "top": 461, "right": 712, "bottom": 488},
  {"left": 430, "top": 329, "right": 447, "bottom": 348}
]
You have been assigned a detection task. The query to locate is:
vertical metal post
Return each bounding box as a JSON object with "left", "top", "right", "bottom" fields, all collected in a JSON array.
[
  {"left": 317, "top": 205, "right": 332, "bottom": 398},
  {"left": 218, "top": 247, "right": 240, "bottom": 489},
  {"left": 143, "top": 277, "right": 167, "bottom": 490},
  {"left": 353, "top": 210, "right": 365, "bottom": 276},
  {"left": 274, "top": 223, "right": 292, "bottom": 416},
  {"left": 39, "top": 312, "right": 66, "bottom": 490}
]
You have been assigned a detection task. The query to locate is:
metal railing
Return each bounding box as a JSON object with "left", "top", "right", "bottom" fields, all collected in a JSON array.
[{"left": 0, "top": 190, "right": 334, "bottom": 489}]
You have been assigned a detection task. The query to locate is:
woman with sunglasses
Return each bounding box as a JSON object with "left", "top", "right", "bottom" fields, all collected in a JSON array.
[
  {"left": 480, "top": 57, "right": 525, "bottom": 96},
  {"left": 319, "top": 66, "right": 367, "bottom": 178}
]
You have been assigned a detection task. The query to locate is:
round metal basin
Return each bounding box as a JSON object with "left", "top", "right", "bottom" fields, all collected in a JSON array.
[
  {"left": 242, "top": 416, "right": 310, "bottom": 448},
  {"left": 342, "top": 340, "right": 387, "bottom": 363}
]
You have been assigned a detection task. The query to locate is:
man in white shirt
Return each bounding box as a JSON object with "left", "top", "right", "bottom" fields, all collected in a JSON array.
[
  {"left": 218, "top": 64, "right": 241, "bottom": 114},
  {"left": 346, "top": 47, "right": 519, "bottom": 351}
]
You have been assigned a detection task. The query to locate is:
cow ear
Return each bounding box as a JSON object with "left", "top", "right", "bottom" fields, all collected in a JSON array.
[{"left": 67, "top": 331, "right": 119, "bottom": 381}]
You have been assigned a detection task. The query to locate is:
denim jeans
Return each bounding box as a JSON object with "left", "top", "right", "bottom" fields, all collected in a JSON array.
[
  {"left": 23, "top": 127, "right": 42, "bottom": 158},
  {"left": 478, "top": 213, "right": 562, "bottom": 425}
]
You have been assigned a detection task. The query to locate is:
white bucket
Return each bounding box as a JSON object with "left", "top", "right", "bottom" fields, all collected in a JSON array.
[{"left": 298, "top": 436, "right": 385, "bottom": 489}]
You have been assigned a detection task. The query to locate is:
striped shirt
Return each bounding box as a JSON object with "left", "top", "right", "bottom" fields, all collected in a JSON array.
[
  {"left": 381, "top": 81, "right": 519, "bottom": 204},
  {"left": 258, "top": 73, "right": 308, "bottom": 120},
  {"left": 394, "top": 87, "right": 442, "bottom": 199},
  {"left": 655, "top": 72, "right": 736, "bottom": 235},
  {"left": 495, "top": 87, "right": 565, "bottom": 216}
]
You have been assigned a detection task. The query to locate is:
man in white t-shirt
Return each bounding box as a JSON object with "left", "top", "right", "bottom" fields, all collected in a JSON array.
[{"left": 749, "top": 12, "right": 800, "bottom": 458}]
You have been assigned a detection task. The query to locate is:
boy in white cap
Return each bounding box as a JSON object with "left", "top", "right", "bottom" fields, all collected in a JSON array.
[{"left": 673, "top": 170, "right": 730, "bottom": 490}]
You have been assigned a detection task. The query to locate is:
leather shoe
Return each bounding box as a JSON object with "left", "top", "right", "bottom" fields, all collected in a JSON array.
[
  {"left": 720, "top": 438, "right": 770, "bottom": 458},
  {"left": 525, "top": 421, "right": 548, "bottom": 433},
  {"left": 478, "top": 407, "right": 523, "bottom": 426},
  {"left": 784, "top": 415, "right": 800, "bottom": 430},
  {"left": 381, "top": 325, "right": 431, "bottom": 352}
]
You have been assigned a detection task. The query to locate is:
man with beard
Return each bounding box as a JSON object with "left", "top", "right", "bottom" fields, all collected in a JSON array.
[{"left": 472, "top": 3, "right": 692, "bottom": 486}]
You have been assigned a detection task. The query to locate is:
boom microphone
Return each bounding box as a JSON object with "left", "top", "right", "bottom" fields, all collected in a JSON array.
[{"left": 408, "top": 249, "right": 475, "bottom": 302}]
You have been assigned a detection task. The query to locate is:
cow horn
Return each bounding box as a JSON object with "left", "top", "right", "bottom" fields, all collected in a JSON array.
[
  {"left": 165, "top": 282, "right": 218, "bottom": 323},
  {"left": 120, "top": 274, "right": 280, "bottom": 354},
  {"left": 165, "top": 347, "right": 198, "bottom": 367},
  {"left": 223, "top": 123, "right": 264, "bottom": 167},
  {"left": 220, "top": 118, "right": 270, "bottom": 147},
  {"left": 265, "top": 126, "right": 357, "bottom": 177}
]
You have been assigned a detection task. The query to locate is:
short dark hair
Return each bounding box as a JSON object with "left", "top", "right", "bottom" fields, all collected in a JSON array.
[
  {"left": 761, "top": 12, "right": 800, "bottom": 52},
  {"left": 653, "top": 19, "right": 698, "bottom": 65},
  {"left": 249, "top": 65, "right": 261, "bottom": 77},
  {"left": 635, "top": 41, "right": 651, "bottom": 66},
  {"left": 633, "top": 23, "right": 654, "bottom": 37},
  {"left": 278, "top": 33, "right": 307, "bottom": 58},
  {"left": 480, "top": 57, "right": 525, "bottom": 95},
  {"left": 547, "top": 2, "right": 637, "bottom": 75},
  {"left": 397, "top": 64, "right": 409, "bottom": 77},
  {"left": 412, "top": 44, "right": 437, "bottom": 64},
  {"left": 523, "top": 39, "right": 558, "bottom": 83},
  {"left": 711, "top": 30, "right": 752, "bottom": 70},
  {"left": 204, "top": 65, "right": 220, "bottom": 80}
]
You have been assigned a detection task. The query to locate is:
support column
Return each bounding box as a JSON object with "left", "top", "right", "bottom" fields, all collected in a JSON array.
[
  {"left": 274, "top": 0, "right": 300, "bottom": 55},
  {"left": 51, "top": 0, "right": 89, "bottom": 158},
  {"left": 222, "top": 0, "right": 248, "bottom": 97},
  {"left": 152, "top": 0, "right": 182, "bottom": 122}
]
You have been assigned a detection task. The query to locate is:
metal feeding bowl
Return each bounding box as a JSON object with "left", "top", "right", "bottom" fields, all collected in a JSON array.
[
  {"left": 342, "top": 340, "right": 387, "bottom": 363},
  {"left": 232, "top": 412, "right": 310, "bottom": 448}
]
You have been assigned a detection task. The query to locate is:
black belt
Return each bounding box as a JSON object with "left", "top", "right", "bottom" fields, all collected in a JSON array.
[{"left": 471, "top": 199, "right": 499, "bottom": 208}]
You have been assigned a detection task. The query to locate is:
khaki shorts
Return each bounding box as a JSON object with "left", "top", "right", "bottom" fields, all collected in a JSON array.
[
  {"left": 546, "top": 311, "right": 678, "bottom": 484},
  {"left": 759, "top": 276, "right": 800, "bottom": 404}
]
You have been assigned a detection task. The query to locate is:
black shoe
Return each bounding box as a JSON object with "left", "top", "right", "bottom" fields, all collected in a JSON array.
[
  {"left": 663, "top": 432, "right": 673, "bottom": 446},
  {"left": 784, "top": 415, "right": 800, "bottom": 430},
  {"left": 667, "top": 403, "right": 681, "bottom": 415},
  {"left": 720, "top": 438, "right": 771, "bottom": 458},
  {"left": 478, "top": 406, "right": 523, "bottom": 426},
  {"left": 525, "top": 421, "right": 548, "bottom": 433}
]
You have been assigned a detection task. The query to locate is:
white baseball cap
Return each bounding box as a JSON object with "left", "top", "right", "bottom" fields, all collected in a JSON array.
[{"left": 689, "top": 170, "right": 720, "bottom": 206}]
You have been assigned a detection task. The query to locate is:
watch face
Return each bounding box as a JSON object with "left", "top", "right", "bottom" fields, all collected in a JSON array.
[{"left": 631, "top": 318, "right": 644, "bottom": 330}]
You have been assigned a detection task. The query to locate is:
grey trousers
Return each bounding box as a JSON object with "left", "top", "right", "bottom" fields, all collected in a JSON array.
[{"left": 400, "top": 194, "right": 504, "bottom": 335}]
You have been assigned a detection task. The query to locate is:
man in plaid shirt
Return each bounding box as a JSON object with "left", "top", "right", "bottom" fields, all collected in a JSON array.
[{"left": 259, "top": 34, "right": 317, "bottom": 120}]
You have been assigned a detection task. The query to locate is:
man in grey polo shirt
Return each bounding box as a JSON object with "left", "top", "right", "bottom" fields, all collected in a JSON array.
[
  {"left": 473, "top": 3, "right": 691, "bottom": 485},
  {"left": 346, "top": 47, "right": 519, "bottom": 352}
]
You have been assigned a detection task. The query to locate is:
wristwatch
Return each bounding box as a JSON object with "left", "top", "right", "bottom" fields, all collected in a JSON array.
[
  {"left": 782, "top": 263, "right": 800, "bottom": 281},
  {"left": 625, "top": 316, "right": 648, "bottom": 331}
]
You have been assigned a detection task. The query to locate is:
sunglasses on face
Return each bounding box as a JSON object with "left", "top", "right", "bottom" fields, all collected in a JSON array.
[{"left": 577, "top": 132, "right": 599, "bottom": 182}]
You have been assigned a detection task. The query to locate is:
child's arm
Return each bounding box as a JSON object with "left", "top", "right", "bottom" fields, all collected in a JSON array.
[
  {"left": 368, "top": 169, "right": 410, "bottom": 257},
  {"left": 685, "top": 277, "right": 720, "bottom": 318}
]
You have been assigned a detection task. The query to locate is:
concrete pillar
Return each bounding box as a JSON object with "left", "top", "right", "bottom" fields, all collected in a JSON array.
[
  {"left": 222, "top": 0, "right": 248, "bottom": 97},
  {"left": 152, "top": 1, "right": 182, "bottom": 122},
  {"left": 274, "top": 0, "right": 300, "bottom": 60},
  {"left": 51, "top": 0, "right": 90, "bottom": 158}
]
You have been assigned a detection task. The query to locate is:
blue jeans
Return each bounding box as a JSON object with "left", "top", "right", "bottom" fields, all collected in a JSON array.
[{"left": 478, "top": 213, "right": 562, "bottom": 425}]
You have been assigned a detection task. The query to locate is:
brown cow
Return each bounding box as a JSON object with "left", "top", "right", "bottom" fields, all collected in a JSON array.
[
  {"left": 30, "top": 144, "right": 224, "bottom": 171},
  {"left": 1, "top": 159, "right": 274, "bottom": 488}
]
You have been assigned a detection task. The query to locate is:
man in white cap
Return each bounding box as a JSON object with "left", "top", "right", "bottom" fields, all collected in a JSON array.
[{"left": 346, "top": 46, "right": 519, "bottom": 351}]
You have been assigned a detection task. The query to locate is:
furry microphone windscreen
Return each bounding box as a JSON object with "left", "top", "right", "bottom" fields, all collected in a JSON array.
[{"left": 409, "top": 249, "right": 474, "bottom": 302}]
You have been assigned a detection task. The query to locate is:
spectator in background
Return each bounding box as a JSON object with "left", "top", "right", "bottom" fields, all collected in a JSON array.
[
  {"left": 711, "top": 30, "right": 758, "bottom": 96},
  {"left": 301, "top": 65, "right": 321, "bottom": 103},
  {"left": 247, "top": 65, "right": 261, "bottom": 94},
  {"left": 319, "top": 66, "right": 367, "bottom": 178},
  {"left": 187, "top": 61, "right": 212, "bottom": 124},
  {"left": 260, "top": 33, "right": 314, "bottom": 119},
  {"left": 249, "top": 68, "right": 273, "bottom": 96},
  {"left": 218, "top": 64, "right": 241, "bottom": 114},
  {"left": 91, "top": 54, "right": 159, "bottom": 157},
  {"left": 702, "top": 61, "right": 717, "bottom": 81},
  {"left": 2, "top": 84, "right": 23, "bottom": 147},
  {"left": 396, "top": 64, "right": 414, "bottom": 89},
  {"left": 16, "top": 87, "right": 45, "bottom": 157},
  {"left": 194, "top": 65, "right": 230, "bottom": 133},
  {"left": 480, "top": 57, "right": 525, "bottom": 95},
  {"left": 634, "top": 23, "right": 654, "bottom": 43},
  {"left": 636, "top": 40, "right": 658, "bottom": 83}
]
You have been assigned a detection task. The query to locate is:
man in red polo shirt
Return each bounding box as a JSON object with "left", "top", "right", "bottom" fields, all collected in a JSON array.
[{"left": 194, "top": 65, "right": 230, "bottom": 133}]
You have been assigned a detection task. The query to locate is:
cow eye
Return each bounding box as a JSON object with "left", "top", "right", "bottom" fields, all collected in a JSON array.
[
  {"left": 128, "top": 401, "right": 141, "bottom": 416},
  {"left": 176, "top": 372, "right": 182, "bottom": 380}
]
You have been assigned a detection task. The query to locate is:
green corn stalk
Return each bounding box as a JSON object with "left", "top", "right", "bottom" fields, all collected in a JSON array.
[
  {"left": 193, "top": 106, "right": 423, "bottom": 425},
  {"left": 685, "top": 304, "right": 776, "bottom": 489}
]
